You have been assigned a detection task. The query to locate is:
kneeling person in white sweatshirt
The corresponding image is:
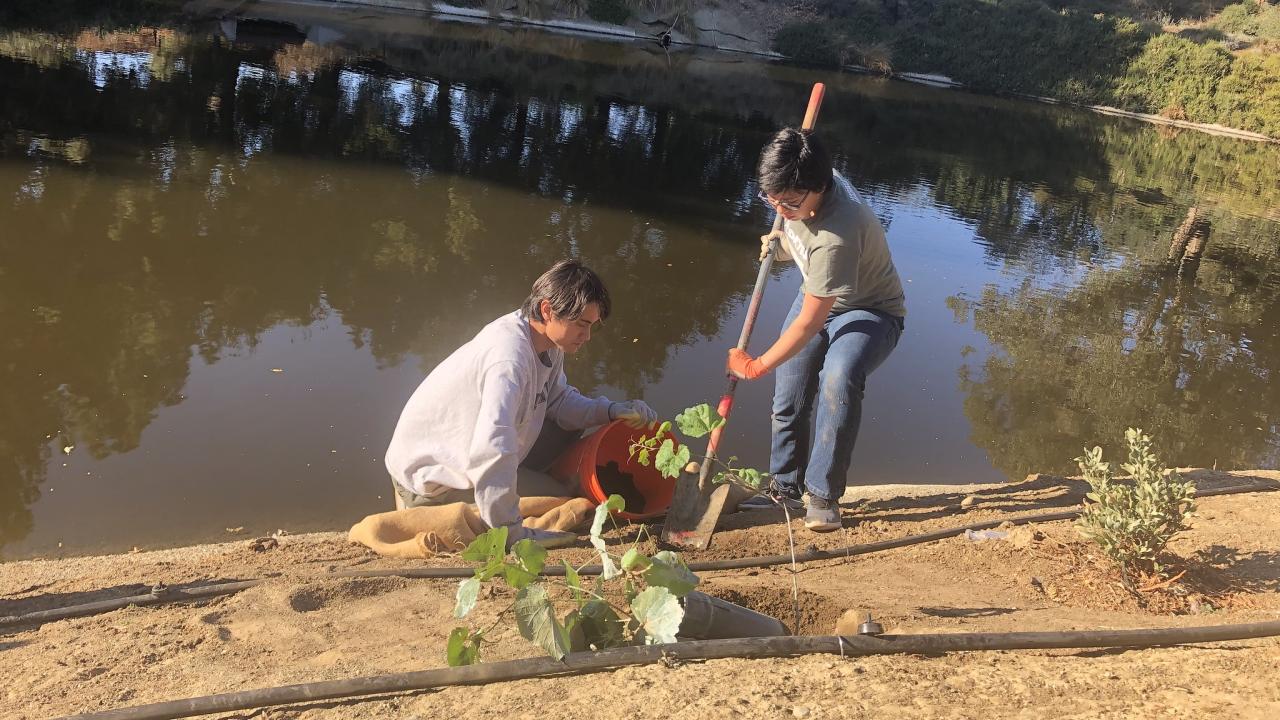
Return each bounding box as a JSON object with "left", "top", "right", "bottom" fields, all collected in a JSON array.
[{"left": 384, "top": 259, "right": 657, "bottom": 548}]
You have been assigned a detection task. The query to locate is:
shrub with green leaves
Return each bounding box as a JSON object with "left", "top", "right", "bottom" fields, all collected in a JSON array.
[
  {"left": 1212, "top": 2, "right": 1261, "bottom": 36},
  {"left": 1112, "top": 33, "right": 1233, "bottom": 120},
  {"left": 447, "top": 494, "right": 699, "bottom": 665},
  {"left": 585, "top": 0, "right": 629, "bottom": 24},
  {"left": 1074, "top": 428, "right": 1196, "bottom": 582}
]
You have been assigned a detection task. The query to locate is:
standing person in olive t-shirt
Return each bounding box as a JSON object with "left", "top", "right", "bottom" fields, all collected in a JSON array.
[{"left": 727, "top": 128, "right": 906, "bottom": 532}]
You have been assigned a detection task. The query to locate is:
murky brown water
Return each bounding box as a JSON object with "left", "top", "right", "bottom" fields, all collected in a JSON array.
[{"left": 2, "top": 3, "right": 1278, "bottom": 558}]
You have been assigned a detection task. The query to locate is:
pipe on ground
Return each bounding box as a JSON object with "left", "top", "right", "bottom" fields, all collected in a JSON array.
[{"left": 56, "top": 620, "right": 1280, "bottom": 720}]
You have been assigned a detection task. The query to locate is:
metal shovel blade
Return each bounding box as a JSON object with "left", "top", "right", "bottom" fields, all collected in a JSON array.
[{"left": 662, "top": 479, "right": 730, "bottom": 551}]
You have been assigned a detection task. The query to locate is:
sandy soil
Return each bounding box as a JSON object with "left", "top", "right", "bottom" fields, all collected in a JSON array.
[{"left": 3, "top": 469, "right": 1279, "bottom": 719}]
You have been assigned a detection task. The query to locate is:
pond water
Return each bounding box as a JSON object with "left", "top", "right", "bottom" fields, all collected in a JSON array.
[{"left": 2, "top": 3, "right": 1278, "bottom": 558}]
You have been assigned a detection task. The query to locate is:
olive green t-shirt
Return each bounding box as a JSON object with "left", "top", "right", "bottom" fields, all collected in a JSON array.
[{"left": 779, "top": 174, "right": 906, "bottom": 318}]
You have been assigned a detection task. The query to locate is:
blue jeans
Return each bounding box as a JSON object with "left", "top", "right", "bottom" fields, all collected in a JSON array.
[{"left": 770, "top": 295, "right": 903, "bottom": 501}]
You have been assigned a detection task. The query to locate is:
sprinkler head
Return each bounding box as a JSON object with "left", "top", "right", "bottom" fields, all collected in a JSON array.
[{"left": 857, "top": 613, "right": 884, "bottom": 636}]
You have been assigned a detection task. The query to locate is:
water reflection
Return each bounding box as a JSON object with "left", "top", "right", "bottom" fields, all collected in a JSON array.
[{"left": 1, "top": 6, "right": 1279, "bottom": 556}]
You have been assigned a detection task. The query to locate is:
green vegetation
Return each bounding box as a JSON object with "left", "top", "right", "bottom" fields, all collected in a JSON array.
[
  {"left": 1075, "top": 429, "right": 1196, "bottom": 584},
  {"left": 1212, "top": 2, "right": 1261, "bottom": 35},
  {"left": 586, "top": 0, "right": 630, "bottom": 24},
  {"left": 628, "top": 403, "right": 768, "bottom": 489},
  {"left": 771, "top": 0, "right": 1280, "bottom": 138},
  {"left": 447, "top": 498, "right": 698, "bottom": 664}
]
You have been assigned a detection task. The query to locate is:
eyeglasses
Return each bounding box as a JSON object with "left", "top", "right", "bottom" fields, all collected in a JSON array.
[{"left": 758, "top": 190, "right": 810, "bottom": 212}]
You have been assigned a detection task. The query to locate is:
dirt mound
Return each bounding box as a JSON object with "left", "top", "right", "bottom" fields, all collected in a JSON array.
[
  {"left": 284, "top": 577, "right": 408, "bottom": 613},
  {"left": 702, "top": 583, "right": 846, "bottom": 635}
]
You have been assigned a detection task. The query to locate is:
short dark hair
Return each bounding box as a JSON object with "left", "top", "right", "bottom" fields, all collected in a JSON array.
[
  {"left": 521, "top": 259, "right": 611, "bottom": 322},
  {"left": 757, "top": 128, "right": 832, "bottom": 195}
]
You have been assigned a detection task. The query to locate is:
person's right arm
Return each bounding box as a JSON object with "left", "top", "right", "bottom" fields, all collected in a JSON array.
[{"left": 466, "top": 362, "right": 531, "bottom": 543}]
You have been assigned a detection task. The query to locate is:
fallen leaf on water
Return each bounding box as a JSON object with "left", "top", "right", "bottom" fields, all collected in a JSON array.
[
  {"left": 62, "top": 445, "right": 74, "bottom": 455},
  {"left": 225, "top": 526, "right": 244, "bottom": 534},
  {"left": 271, "top": 368, "right": 283, "bottom": 373}
]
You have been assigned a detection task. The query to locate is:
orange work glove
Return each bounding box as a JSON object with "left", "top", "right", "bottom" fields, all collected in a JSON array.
[{"left": 726, "top": 348, "right": 768, "bottom": 381}]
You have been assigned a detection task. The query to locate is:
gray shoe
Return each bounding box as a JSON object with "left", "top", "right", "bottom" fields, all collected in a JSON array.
[
  {"left": 804, "top": 496, "right": 842, "bottom": 532},
  {"left": 738, "top": 485, "right": 804, "bottom": 512}
]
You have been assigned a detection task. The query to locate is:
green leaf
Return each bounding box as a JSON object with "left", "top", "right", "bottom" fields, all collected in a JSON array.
[
  {"left": 643, "top": 551, "right": 699, "bottom": 597},
  {"left": 675, "top": 403, "right": 724, "bottom": 439},
  {"left": 501, "top": 562, "right": 538, "bottom": 590},
  {"left": 655, "top": 439, "right": 691, "bottom": 480},
  {"left": 630, "top": 586, "right": 684, "bottom": 645},
  {"left": 574, "top": 599, "right": 625, "bottom": 650},
  {"left": 638, "top": 448, "right": 651, "bottom": 466},
  {"left": 564, "top": 561, "right": 585, "bottom": 608},
  {"left": 461, "top": 526, "right": 507, "bottom": 565},
  {"left": 512, "top": 538, "right": 548, "bottom": 575},
  {"left": 446, "top": 626, "right": 481, "bottom": 666},
  {"left": 454, "top": 578, "right": 481, "bottom": 619},
  {"left": 719, "top": 467, "right": 764, "bottom": 489},
  {"left": 621, "top": 547, "right": 651, "bottom": 572},
  {"left": 463, "top": 527, "right": 510, "bottom": 581},
  {"left": 514, "top": 585, "right": 570, "bottom": 660}
]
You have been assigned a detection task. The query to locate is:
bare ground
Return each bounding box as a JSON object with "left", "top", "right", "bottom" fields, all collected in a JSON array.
[{"left": 3, "top": 469, "right": 1279, "bottom": 719}]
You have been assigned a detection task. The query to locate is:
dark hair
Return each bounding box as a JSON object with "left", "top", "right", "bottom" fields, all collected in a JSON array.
[
  {"left": 521, "top": 259, "right": 611, "bottom": 322},
  {"left": 756, "top": 128, "right": 832, "bottom": 195}
]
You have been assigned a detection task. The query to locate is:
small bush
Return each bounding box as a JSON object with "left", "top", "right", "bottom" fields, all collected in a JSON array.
[
  {"left": 1112, "top": 33, "right": 1233, "bottom": 119},
  {"left": 772, "top": 20, "right": 843, "bottom": 67},
  {"left": 1259, "top": 5, "right": 1280, "bottom": 41},
  {"left": 1214, "top": 51, "right": 1280, "bottom": 137},
  {"left": 1212, "top": 2, "right": 1260, "bottom": 35},
  {"left": 586, "top": 0, "right": 629, "bottom": 25},
  {"left": 1075, "top": 429, "right": 1196, "bottom": 582}
]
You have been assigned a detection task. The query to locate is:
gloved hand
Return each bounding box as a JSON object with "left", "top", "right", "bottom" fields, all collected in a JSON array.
[
  {"left": 506, "top": 526, "right": 578, "bottom": 551},
  {"left": 759, "top": 230, "right": 785, "bottom": 261},
  {"left": 609, "top": 399, "right": 658, "bottom": 429},
  {"left": 727, "top": 348, "right": 768, "bottom": 381}
]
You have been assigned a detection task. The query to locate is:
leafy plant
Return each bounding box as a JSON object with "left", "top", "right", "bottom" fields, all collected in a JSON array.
[
  {"left": 1075, "top": 428, "right": 1196, "bottom": 584},
  {"left": 627, "top": 403, "right": 768, "bottom": 490},
  {"left": 447, "top": 494, "right": 699, "bottom": 665},
  {"left": 586, "top": 0, "right": 630, "bottom": 24},
  {"left": 1212, "top": 2, "right": 1261, "bottom": 35}
]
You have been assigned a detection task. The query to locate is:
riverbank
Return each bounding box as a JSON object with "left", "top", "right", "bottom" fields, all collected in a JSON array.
[
  {"left": 199, "top": 0, "right": 1280, "bottom": 142},
  {"left": 5, "top": 469, "right": 1279, "bottom": 718}
]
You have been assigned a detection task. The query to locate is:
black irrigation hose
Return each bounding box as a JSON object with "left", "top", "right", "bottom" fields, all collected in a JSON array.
[
  {"left": 7, "top": 481, "right": 1277, "bottom": 630},
  {"left": 57, "top": 620, "right": 1280, "bottom": 720},
  {"left": 0, "top": 580, "right": 266, "bottom": 630}
]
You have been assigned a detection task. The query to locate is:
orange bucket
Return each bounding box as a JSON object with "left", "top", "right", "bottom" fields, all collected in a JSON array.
[{"left": 549, "top": 420, "right": 679, "bottom": 520}]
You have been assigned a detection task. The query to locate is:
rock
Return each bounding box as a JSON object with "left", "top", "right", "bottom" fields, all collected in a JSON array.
[
  {"left": 1006, "top": 525, "right": 1044, "bottom": 548},
  {"left": 960, "top": 495, "right": 977, "bottom": 509},
  {"left": 834, "top": 608, "right": 874, "bottom": 635},
  {"left": 247, "top": 537, "right": 279, "bottom": 552},
  {"left": 792, "top": 706, "right": 811, "bottom": 718},
  {"left": 685, "top": 461, "right": 700, "bottom": 474}
]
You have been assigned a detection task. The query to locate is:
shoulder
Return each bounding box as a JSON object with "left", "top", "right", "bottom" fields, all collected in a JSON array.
[{"left": 472, "top": 314, "right": 537, "bottom": 371}]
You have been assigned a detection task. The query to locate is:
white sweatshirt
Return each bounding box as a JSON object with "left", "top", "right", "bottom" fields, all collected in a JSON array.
[{"left": 384, "top": 310, "right": 613, "bottom": 536}]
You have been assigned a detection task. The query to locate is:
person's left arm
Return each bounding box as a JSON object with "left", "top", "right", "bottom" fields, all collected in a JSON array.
[{"left": 545, "top": 368, "right": 615, "bottom": 430}]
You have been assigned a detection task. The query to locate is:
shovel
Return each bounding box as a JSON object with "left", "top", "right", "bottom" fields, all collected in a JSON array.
[{"left": 662, "top": 82, "right": 826, "bottom": 550}]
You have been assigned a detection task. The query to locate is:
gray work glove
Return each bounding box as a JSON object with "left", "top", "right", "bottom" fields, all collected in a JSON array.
[
  {"left": 505, "top": 525, "right": 578, "bottom": 551},
  {"left": 609, "top": 399, "right": 658, "bottom": 429}
]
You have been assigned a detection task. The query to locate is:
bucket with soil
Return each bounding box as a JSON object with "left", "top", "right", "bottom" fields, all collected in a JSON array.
[{"left": 549, "top": 420, "right": 678, "bottom": 520}]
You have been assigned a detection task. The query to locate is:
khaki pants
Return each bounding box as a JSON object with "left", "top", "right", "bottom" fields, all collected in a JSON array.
[{"left": 391, "top": 419, "right": 585, "bottom": 510}]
